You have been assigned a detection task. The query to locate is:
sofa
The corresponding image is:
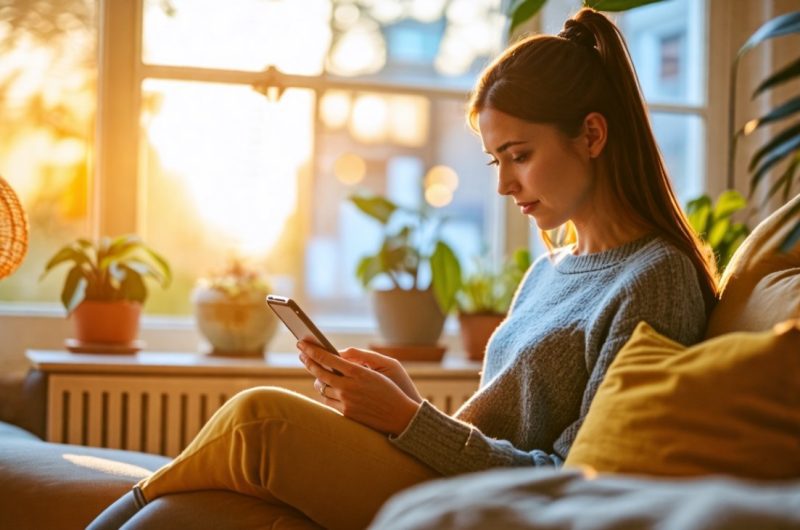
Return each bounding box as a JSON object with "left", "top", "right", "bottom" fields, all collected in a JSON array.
[{"left": 1, "top": 194, "right": 799, "bottom": 530}]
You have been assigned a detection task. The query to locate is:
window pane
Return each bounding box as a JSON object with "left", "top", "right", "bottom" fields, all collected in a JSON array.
[
  {"left": 140, "top": 81, "right": 313, "bottom": 314},
  {"left": 617, "top": 0, "right": 706, "bottom": 106},
  {"left": 541, "top": 0, "right": 706, "bottom": 106},
  {"left": 0, "top": 0, "right": 96, "bottom": 305},
  {"left": 651, "top": 112, "right": 705, "bottom": 206},
  {"left": 309, "top": 92, "right": 497, "bottom": 320},
  {"left": 143, "top": 0, "right": 506, "bottom": 89},
  {"left": 143, "top": 0, "right": 332, "bottom": 74}
]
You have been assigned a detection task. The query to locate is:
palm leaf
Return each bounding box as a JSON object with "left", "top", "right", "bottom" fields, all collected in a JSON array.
[
  {"left": 738, "top": 12, "right": 800, "bottom": 58},
  {"left": 781, "top": 218, "right": 800, "bottom": 252},
  {"left": 748, "top": 121, "right": 800, "bottom": 171},
  {"left": 754, "top": 56, "right": 800, "bottom": 97},
  {"left": 749, "top": 141, "right": 800, "bottom": 194},
  {"left": 763, "top": 154, "right": 800, "bottom": 206},
  {"left": 741, "top": 96, "right": 800, "bottom": 135}
]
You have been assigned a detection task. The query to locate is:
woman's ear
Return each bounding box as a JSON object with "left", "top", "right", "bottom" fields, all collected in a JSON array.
[{"left": 583, "top": 112, "right": 608, "bottom": 158}]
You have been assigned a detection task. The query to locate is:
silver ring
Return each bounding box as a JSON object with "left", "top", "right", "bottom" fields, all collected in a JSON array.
[{"left": 319, "top": 382, "right": 328, "bottom": 397}]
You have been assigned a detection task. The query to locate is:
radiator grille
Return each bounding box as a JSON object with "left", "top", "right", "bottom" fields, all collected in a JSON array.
[{"left": 47, "top": 375, "right": 475, "bottom": 456}]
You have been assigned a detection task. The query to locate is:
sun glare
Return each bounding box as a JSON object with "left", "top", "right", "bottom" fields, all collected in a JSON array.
[{"left": 144, "top": 82, "right": 312, "bottom": 258}]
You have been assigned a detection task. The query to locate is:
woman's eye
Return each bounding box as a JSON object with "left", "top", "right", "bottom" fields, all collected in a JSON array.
[
  {"left": 486, "top": 159, "right": 499, "bottom": 167},
  {"left": 511, "top": 153, "right": 529, "bottom": 163}
]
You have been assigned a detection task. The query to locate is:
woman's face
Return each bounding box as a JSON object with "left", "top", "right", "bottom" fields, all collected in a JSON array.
[{"left": 478, "top": 107, "right": 599, "bottom": 231}]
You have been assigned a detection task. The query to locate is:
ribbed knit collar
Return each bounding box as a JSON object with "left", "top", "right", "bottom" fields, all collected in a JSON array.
[{"left": 554, "top": 233, "right": 657, "bottom": 274}]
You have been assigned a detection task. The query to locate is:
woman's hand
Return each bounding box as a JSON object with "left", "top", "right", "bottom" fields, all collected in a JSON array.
[
  {"left": 297, "top": 341, "right": 421, "bottom": 436},
  {"left": 338, "top": 347, "right": 423, "bottom": 403}
]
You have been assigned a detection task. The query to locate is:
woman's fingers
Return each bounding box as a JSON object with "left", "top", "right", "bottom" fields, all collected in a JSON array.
[
  {"left": 300, "top": 351, "right": 339, "bottom": 386},
  {"left": 298, "top": 341, "right": 357, "bottom": 376}
]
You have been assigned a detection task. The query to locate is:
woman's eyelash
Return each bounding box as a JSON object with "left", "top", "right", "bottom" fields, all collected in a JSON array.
[{"left": 486, "top": 159, "right": 498, "bottom": 166}]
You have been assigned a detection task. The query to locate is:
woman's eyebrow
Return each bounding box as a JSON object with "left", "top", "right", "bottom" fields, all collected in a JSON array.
[{"left": 484, "top": 140, "right": 528, "bottom": 155}]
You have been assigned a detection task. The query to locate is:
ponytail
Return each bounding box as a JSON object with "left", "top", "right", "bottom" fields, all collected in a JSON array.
[{"left": 469, "top": 7, "right": 719, "bottom": 315}]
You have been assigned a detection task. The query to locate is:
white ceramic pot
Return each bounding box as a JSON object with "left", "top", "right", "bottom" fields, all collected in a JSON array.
[{"left": 191, "top": 287, "right": 278, "bottom": 356}]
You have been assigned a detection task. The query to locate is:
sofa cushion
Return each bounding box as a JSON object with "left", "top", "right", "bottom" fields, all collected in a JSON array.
[
  {"left": 0, "top": 436, "right": 169, "bottom": 530},
  {"left": 0, "top": 420, "right": 40, "bottom": 441},
  {"left": 563, "top": 320, "right": 800, "bottom": 479},
  {"left": 370, "top": 468, "right": 800, "bottom": 530},
  {"left": 706, "top": 193, "right": 800, "bottom": 337}
]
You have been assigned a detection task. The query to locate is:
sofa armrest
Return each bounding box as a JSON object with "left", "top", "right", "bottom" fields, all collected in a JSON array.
[{"left": 0, "top": 369, "right": 46, "bottom": 439}]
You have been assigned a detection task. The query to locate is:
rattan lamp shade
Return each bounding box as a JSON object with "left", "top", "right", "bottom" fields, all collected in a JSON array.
[{"left": 0, "top": 176, "right": 29, "bottom": 280}]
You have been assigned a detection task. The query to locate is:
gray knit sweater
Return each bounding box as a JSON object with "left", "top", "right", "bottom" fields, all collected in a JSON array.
[{"left": 390, "top": 235, "right": 707, "bottom": 476}]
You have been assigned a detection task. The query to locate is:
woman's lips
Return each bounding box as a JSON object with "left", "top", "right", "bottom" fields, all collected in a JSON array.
[{"left": 517, "top": 200, "right": 539, "bottom": 215}]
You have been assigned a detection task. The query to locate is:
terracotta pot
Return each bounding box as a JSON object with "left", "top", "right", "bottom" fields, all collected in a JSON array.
[
  {"left": 371, "top": 288, "right": 445, "bottom": 346},
  {"left": 458, "top": 312, "right": 506, "bottom": 361},
  {"left": 70, "top": 300, "right": 142, "bottom": 344},
  {"left": 192, "top": 287, "right": 278, "bottom": 356}
]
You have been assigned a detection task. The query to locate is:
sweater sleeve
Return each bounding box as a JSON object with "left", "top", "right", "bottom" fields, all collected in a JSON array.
[
  {"left": 389, "top": 400, "right": 560, "bottom": 476},
  {"left": 551, "top": 250, "right": 707, "bottom": 458}
]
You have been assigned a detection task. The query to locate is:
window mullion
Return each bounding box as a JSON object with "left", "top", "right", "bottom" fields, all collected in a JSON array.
[{"left": 95, "top": 0, "right": 143, "bottom": 238}]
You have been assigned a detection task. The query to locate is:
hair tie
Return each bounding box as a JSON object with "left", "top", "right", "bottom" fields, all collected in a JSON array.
[{"left": 558, "top": 19, "right": 596, "bottom": 50}]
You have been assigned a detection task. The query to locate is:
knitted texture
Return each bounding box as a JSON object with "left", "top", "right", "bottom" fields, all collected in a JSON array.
[{"left": 390, "top": 235, "right": 707, "bottom": 476}]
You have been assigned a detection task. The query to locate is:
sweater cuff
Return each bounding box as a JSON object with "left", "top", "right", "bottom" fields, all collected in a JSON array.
[{"left": 389, "top": 400, "right": 475, "bottom": 475}]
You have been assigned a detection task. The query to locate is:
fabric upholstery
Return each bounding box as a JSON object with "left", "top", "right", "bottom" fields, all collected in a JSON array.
[
  {"left": 706, "top": 193, "right": 800, "bottom": 337},
  {"left": 123, "top": 491, "right": 321, "bottom": 530},
  {"left": 370, "top": 467, "right": 800, "bottom": 530},
  {"left": 563, "top": 320, "right": 800, "bottom": 479},
  {"left": 0, "top": 427, "right": 169, "bottom": 530}
]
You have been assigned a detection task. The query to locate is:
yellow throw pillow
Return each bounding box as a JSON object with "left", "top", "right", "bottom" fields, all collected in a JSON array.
[
  {"left": 564, "top": 320, "right": 800, "bottom": 480},
  {"left": 706, "top": 193, "right": 800, "bottom": 338}
]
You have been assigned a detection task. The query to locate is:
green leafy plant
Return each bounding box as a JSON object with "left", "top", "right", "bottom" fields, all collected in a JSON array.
[
  {"left": 686, "top": 190, "right": 751, "bottom": 271},
  {"left": 40, "top": 234, "right": 171, "bottom": 313},
  {"left": 729, "top": 11, "right": 800, "bottom": 251},
  {"left": 349, "top": 193, "right": 462, "bottom": 313},
  {"left": 458, "top": 248, "right": 532, "bottom": 315}
]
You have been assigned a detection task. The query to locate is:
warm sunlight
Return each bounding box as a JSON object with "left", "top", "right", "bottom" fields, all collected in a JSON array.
[{"left": 144, "top": 82, "right": 312, "bottom": 258}]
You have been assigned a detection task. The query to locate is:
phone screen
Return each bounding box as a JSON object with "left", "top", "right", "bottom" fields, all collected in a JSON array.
[{"left": 266, "top": 295, "right": 338, "bottom": 355}]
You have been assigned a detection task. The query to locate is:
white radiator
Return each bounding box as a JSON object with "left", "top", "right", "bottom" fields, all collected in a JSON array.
[{"left": 47, "top": 375, "right": 475, "bottom": 457}]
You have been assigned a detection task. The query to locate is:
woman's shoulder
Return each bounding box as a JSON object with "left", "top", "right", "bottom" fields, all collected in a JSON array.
[
  {"left": 620, "top": 235, "right": 700, "bottom": 293},
  {"left": 626, "top": 235, "right": 695, "bottom": 271}
]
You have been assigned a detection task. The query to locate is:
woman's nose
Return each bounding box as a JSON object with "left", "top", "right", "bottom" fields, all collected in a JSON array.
[{"left": 496, "top": 167, "right": 520, "bottom": 196}]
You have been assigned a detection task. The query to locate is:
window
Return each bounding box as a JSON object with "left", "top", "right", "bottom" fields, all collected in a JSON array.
[
  {"left": 0, "top": 0, "right": 96, "bottom": 305},
  {"left": 135, "top": 0, "right": 507, "bottom": 320}
]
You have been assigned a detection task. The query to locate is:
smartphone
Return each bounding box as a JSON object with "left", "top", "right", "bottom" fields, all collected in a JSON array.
[{"left": 266, "top": 294, "right": 339, "bottom": 357}]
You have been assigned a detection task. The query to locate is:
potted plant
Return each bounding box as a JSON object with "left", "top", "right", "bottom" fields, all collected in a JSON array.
[
  {"left": 457, "top": 248, "right": 531, "bottom": 361},
  {"left": 349, "top": 193, "right": 461, "bottom": 351},
  {"left": 40, "top": 234, "right": 171, "bottom": 350},
  {"left": 191, "top": 259, "right": 278, "bottom": 357}
]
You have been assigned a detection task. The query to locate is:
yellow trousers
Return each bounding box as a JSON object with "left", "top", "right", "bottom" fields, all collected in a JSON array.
[{"left": 137, "top": 386, "right": 439, "bottom": 529}]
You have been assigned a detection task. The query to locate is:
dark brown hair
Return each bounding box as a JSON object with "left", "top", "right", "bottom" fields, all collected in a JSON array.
[{"left": 467, "top": 7, "right": 718, "bottom": 314}]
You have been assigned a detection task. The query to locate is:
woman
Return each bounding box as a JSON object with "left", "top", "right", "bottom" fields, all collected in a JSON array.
[{"left": 91, "top": 8, "right": 717, "bottom": 530}]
